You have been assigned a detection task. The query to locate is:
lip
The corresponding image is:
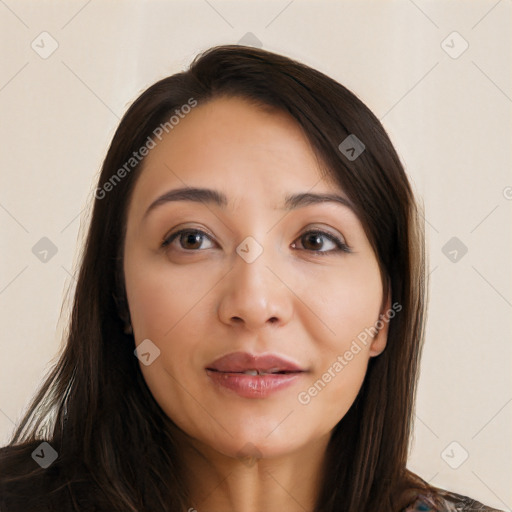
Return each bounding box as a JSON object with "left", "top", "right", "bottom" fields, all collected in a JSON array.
[
  {"left": 206, "top": 370, "right": 305, "bottom": 399},
  {"left": 205, "top": 351, "right": 307, "bottom": 399},
  {"left": 206, "top": 351, "right": 305, "bottom": 373}
]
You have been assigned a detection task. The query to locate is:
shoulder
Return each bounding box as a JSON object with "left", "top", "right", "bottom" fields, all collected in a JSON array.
[
  {"left": 0, "top": 442, "right": 50, "bottom": 511},
  {"left": 0, "top": 442, "right": 65, "bottom": 512},
  {"left": 0, "top": 442, "right": 101, "bottom": 512},
  {"left": 402, "top": 487, "right": 506, "bottom": 512}
]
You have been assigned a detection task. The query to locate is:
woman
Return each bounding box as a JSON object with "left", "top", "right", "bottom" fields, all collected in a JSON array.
[{"left": 0, "top": 45, "right": 503, "bottom": 512}]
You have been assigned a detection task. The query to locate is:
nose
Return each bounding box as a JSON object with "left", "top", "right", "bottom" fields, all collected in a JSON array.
[{"left": 216, "top": 241, "right": 293, "bottom": 331}]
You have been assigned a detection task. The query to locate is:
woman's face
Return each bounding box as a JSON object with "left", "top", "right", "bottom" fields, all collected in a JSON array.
[{"left": 123, "top": 96, "right": 390, "bottom": 461}]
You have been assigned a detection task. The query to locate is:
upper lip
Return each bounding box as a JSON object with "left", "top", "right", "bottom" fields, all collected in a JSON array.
[{"left": 206, "top": 351, "right": 306, "bottom": 373}]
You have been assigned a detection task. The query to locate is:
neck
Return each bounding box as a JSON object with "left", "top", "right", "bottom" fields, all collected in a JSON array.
[{"left": 176, "top": 430, "right": 330, "bottom": 512}]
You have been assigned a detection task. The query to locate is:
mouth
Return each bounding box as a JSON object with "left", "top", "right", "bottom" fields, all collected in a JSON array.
[
  {"left": 204, "top": 351, "right": 307, "bottom": 398},
  {"left": 205, "top": 351, "right": 307, "bottom": 374},
  {"left": 205, "top": 367, "right": 306, "bottom": 398},
  {"left": 205, "top": 368, "right": 304, "bottom": 376}
]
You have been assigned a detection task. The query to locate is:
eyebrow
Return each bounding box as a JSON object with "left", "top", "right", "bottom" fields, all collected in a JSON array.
[{"left": 142, "top": 186, "right": 355, "bottom": 221}]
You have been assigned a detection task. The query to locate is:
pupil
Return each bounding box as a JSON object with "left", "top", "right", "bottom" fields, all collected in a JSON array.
[
  {"left": 305, "top": 233, "right": 321, "bottom": 250},
  {"left": 183, "top": 232, "right": 202, "bottom": 249}
]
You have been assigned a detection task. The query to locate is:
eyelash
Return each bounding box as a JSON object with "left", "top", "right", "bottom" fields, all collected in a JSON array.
[{"left": 161, "top": 228, "right": 352, "bottom": 255}]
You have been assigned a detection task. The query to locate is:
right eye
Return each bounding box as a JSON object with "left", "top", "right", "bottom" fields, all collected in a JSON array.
[{"left": 161, "top": 229, "right": 216, "bottom": 252}]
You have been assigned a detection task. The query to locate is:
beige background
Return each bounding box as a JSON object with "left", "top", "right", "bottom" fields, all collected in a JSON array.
[{"left": 0, "top": 0, "right": 511, "bottom": 509}]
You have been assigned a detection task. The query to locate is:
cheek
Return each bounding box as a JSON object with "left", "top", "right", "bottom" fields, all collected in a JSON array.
[
  {"left": 124, "top": 256, "right": 214, "bottom": 395},
  {"left": 302, "top": 258, "right": 383, "bottom": 350},
  {"left": 299, "top": 352, "right": 369, "bottom": 431},
  {"left": 297, "top": 308, "right": 373, "bottom": 430},
  {"left": 125, "top": 262, "right": 211, "bottom": 430},
  {"left": 294, "top": 258, "right": 381, "bottom": 417},
  {"left": 124, "top": 252, "right": 213, "bottom": 340}
]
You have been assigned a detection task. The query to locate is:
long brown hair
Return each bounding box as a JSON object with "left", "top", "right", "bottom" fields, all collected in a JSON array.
[{"left": 0, "top": 44, "right": 444, "bottom": 511}]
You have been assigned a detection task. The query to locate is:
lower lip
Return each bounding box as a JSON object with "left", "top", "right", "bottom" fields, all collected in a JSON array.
[{"left": 206, "top": 370, "right": 304, "bottom": 399}]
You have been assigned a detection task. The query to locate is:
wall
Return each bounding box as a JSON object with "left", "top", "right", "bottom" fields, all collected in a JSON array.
[{"left": 0, "top": 0, "right": 510, "bottom": 509}]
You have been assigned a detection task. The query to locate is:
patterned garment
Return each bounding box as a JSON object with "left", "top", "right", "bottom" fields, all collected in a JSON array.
[{"left": 403, "top": 489, "right": 506, "bottom": 511}]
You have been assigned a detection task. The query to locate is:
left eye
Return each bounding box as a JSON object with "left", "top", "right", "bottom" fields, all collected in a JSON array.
[
  {"left": 291, "top": 230, "right": 351, "bottom": 254},
  {"left": 161, "top": 229, "right": 351, "bottom": 254}
]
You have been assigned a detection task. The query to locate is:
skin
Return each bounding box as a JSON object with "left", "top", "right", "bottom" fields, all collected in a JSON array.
[{"left": 123, "top": 96, "right": 391, "bottom": 512}]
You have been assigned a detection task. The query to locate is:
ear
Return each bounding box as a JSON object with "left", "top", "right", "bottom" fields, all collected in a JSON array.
[{"left": 369, "top": 284, "right": 392, "bottom": 357}]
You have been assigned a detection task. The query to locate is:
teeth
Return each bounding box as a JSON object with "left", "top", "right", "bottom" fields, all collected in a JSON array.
[{"left": 240, "top": 368, "right": 287, "bottom": 375}]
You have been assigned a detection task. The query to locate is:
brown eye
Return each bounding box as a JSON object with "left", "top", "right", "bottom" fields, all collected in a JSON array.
[
  {"left": 292, "top": 230, "right": 351, "bottom": 255},
  {"left": 161, "top": 228, "right": 351, "bottom": 255},
  {"left": 162, "top": 229, "right": 215, "bottom": 251}
]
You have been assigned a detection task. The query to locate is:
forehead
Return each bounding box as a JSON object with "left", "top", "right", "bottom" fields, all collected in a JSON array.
[{"left": 127, "top": 96, "right": 343, "bottom": 219}]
